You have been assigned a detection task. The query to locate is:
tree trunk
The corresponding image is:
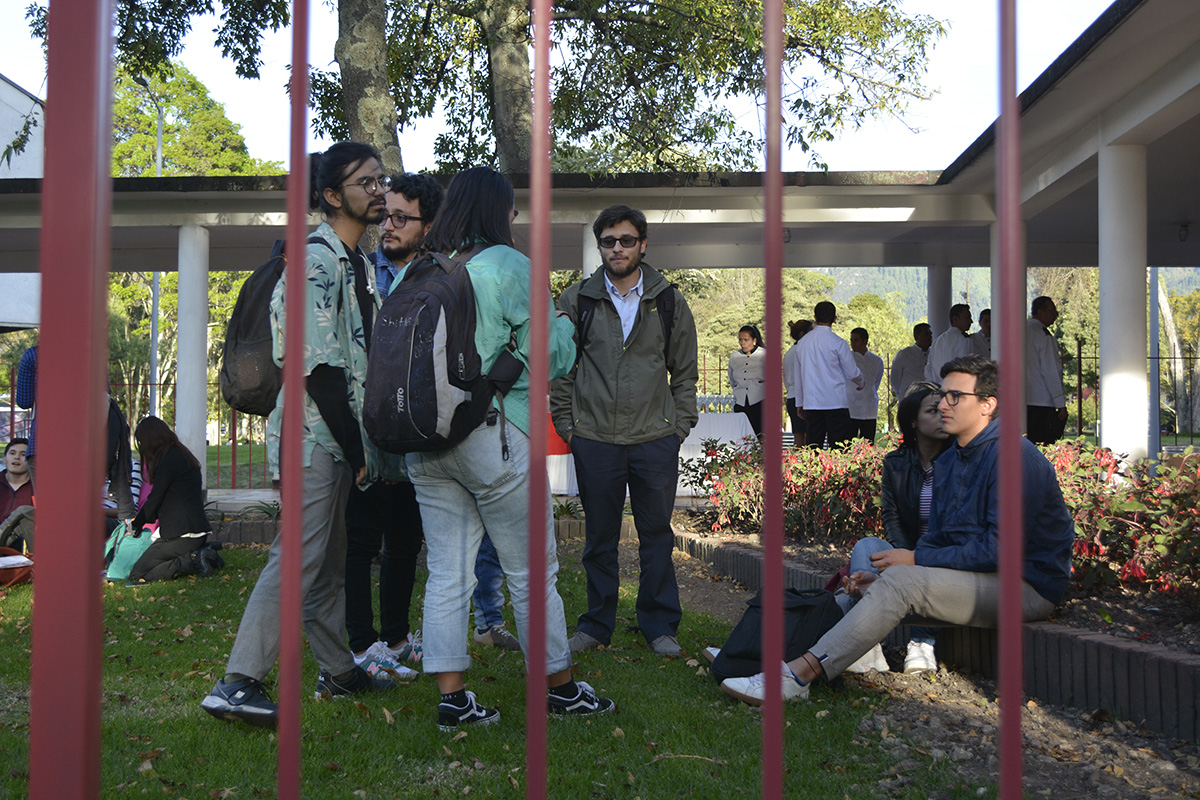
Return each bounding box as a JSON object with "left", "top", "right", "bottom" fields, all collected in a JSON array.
[
  {"left": 477, "top": 0, "right": 532, "bottom": 174},
  {"left": 335, "top": 0, "right": 403, "bottom": 173},
  {"left": 1156, "top": 279, "right": 1190, "bottom": 430}
]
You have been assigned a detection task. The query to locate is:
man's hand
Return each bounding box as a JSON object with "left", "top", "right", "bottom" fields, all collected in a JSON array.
[
  {"left": 843, "top": 570, "right": 879, "bottom": 599},
  {"left": 870, "top": 548, "right": 915, "bottom": 571},
  {"left": 355, "top": 466, "right": 367, "bottom": 486}
]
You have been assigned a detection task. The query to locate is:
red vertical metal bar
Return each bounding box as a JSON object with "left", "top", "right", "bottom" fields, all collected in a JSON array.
[
  {"left": 230, "top": 407, "right": 238, "bottom": 490},
  {"left": 277, "top": 2, "right": 310, "bottom": 797},
  {"left": 28, "top": 0, "right": 114, "bottom": 798},
  {"left": 996, "top": 2, "right": 1026, "bottom": 798},
  {"left": 526, "top": 0, "right": 552, "bottom": 797},
  {"left": 760, "top": 0, "right": 785, "bottom": 797}
]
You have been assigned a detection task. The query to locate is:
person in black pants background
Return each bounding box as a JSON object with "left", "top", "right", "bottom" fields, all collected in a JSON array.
[{"left": 128, "top": 416, "right": 221, "bottom": 583}]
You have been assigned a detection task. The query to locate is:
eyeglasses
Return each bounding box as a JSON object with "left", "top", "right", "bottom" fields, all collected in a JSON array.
[
  {"left": 597, "top": 235, "right": 643, "bottom": 249},
  {"left": 382, "top": 213, "right": 424, "bottom": 229},
  {"left": 337, "top": 175, "right": 392, "bottom": 195},
  {"left": 936, "top": 390, "right": 986, "bottom": 407}
]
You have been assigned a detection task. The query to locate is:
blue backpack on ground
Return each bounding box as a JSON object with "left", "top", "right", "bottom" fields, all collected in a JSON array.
[{"left": 104, "top": 521, "right": 154, "bottom": 583}]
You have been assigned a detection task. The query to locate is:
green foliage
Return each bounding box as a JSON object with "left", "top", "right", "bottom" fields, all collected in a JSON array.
[
  {"left": 25, "top": 0, "right": 290, "bottom": 81},
  {"left": 111, "top": 63, "right": 283, "bottom": 178},
  {"left": 1, "top": 110, "right": 38, "bottom": 169}
]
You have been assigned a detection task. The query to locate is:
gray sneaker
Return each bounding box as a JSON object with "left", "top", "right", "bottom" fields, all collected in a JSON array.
[
  {"left": 648, "top": 635, "right": 682, "bottom": 656},
  {"left": 568, "top": 631, "right": 605, "bottom": 653},
  {"left": 474, "top": 625, "right": 522, "bottom": 651}
]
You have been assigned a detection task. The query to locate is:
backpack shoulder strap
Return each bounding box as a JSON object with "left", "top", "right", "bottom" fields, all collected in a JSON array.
[
  {"left": 655, "top": 282, "right": 678, "bottom": 363},
  {"left": 574, "top": 291, "right": 598, "bottom": 367}
]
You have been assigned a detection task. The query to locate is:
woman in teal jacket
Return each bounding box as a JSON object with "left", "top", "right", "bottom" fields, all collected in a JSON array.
[{"left": 405, "top": 167, "right": 614, "bottom": 731}]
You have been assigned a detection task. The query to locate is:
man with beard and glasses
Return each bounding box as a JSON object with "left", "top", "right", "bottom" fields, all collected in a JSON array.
[
  {"left": 551, "top": 205, "right": 698, "bottom": 657},
  {"left": 203, "top": 142, "right": 405, "bottom": 728}
]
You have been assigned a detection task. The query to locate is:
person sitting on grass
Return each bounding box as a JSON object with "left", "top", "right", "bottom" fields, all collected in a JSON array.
[
  {"left": 840, "top": 381, "right": 952, "bottom": 675},
  {"left": 125, "top": 417, "right": 222, "bottom": 583},
  {"left": 721, "top": 354, "right": 1074, "bottom": 705}
]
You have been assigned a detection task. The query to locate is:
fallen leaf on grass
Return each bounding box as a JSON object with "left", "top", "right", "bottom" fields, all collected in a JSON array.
[
  {"left": 443, "top": 746, "right": 454, "bottom": 756},
  {"left": 612, "top": 727, "right": 625, "bottom": 739},
  {"left": 453, "top": 731, "right": 468, "bottom": 741},
  {"left": 353, "top": 701, "right": 370, "bottom": 717},
  {"left": 648, "top": 754, "right": 727, "bottom": 767},
  {"left": 815, "top": 709, "right": 830, "bottom": 718},
  {"left": 382, "top": 707, "right": 395, "bottom": 726},
  {"left": 508, "top": 775, "right": 519, "bottom": 788},
  {"left": 323, "top": 762, "right": 340, "bottom": 771}
]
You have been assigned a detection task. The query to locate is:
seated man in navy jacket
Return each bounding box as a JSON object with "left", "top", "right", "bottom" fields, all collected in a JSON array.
[{"left": 722, "top": 353, "right": 1075, "bottom": 704}]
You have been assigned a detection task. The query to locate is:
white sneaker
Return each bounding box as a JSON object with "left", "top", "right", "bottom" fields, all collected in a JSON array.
[
  {"left": 355, "top": 640, "right": 419, "bottom": 681},
  {"left": 903, "top": 641, "right": 936, "bottom": 674},
  {"left": 720, "top": 662, "right": 809, "bottom": 706},
  {"left": 702, "top": 646, "right": 720, "bottom": 665},
  {"left": 844, "top": 643, "right": 889, "bottom": 674}
]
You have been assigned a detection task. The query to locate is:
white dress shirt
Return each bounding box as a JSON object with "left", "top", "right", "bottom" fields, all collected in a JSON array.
[
  {"left": 791, "top": 325, "right": 863, "bottom": 410},
  {"left": 783, "top": 342, "right": 800, "bottom": 400},
  {"left": 848, "top": 350, "right": 884, "bottom": 420},
  {"left": 1026, "top": 317, "right": 1066, "bottom": 407},
  {"left": 890, "top": 344, "right": 928, "bottom": 399},
  {"left": 925, "top": 327, "right": 974, "bottom": 384},
  {"left": 604, "top": 269, "right": 644, "bottom": 342},
  {"left": 728, "top": 346, "right": 767, "bottom": 406}
]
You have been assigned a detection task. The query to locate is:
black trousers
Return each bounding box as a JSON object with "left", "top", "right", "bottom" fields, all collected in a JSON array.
[
  {"left": 344, "top": 480, "right": 425, "bottom": 652},
  {"left": 786, "top": 398, "right": 807, "bottom": 441},
  {"left": 1026, "top": 405, "right": 1066, "bottom": 446},
  {"left": 128, "top": 534, "right": 207, "bottom": 583},
  {"left": 571, "top": 434, "right": 682, "bottom": 643},
  {"left": 734, "top": 401, "right": 764, "bottom": 437},
  {"left": 849, "top": 418, "right": 877, "bottom": 443},
  {"left": 804, "top": 408, "right": 854, "bottom": 449}
]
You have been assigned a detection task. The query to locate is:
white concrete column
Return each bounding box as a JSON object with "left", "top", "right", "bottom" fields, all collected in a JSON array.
[
  {"left": 176, "top": 225, "right": 210, "bottom": 485},
  {"left": 927, "top": 263, "right": 952, "bottom": 336},
  {"left": 1098, "top": 145, "right": 1148, "bottom": 461},
  {"left": 581, "top": 223, "right": 598, "bottom": 279}
]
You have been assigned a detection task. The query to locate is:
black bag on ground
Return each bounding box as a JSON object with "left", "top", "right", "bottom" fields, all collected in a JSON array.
[
  {"left": 710, "top": 588, "right": 844, "bottom": 683},
  {"left": 363, "top": 246, "right": 524, "bottom": 454},
  {"left": 219, "top": 236, "right": 332, "bottom": 417}
]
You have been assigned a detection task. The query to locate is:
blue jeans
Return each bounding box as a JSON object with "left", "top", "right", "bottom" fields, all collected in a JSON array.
[
  {"left": 473, "top": 532, "right": 506, "bottom": 630},
  {"left": 838, "top": 536, "right": 935, "bottom": 645},
  {"left": 406, "top": 421, "right": 571, "bottom": 675}
]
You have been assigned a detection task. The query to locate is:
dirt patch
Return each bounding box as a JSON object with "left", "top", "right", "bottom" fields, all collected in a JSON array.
[{"left": 558, "top": 522, "right": 1200, "bottom": 798}]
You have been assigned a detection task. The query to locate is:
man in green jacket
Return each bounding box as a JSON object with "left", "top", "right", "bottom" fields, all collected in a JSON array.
[{"left": 551, "top": 205, "right": 699, "bottom": 657}]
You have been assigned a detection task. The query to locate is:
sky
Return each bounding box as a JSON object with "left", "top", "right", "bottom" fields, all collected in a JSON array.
[{"left": 0, "top": 0, "right": 1115, "bottom": 173}]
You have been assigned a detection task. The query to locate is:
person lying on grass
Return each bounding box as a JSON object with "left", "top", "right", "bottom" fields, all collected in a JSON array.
[{"left": 720, "top": 354, "right": 1074, "bottom": 705}]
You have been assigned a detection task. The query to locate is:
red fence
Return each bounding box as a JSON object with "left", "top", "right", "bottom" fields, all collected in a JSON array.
[{"left": 26, "top": 1, "right": 1032, "bottom": 798}]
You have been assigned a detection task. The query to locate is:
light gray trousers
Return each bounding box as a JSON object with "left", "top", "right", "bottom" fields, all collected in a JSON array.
[
  {"left": 811, "top": 564, "right": 1056, "bottom": 678},
  {"left": 227, "top": 445, "right": 356, "bottom": 680}
]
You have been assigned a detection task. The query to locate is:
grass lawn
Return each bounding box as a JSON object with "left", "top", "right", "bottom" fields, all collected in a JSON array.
[
  {"left": 206, "top": 443, "right": 273, "bottom": 491},
  {"left": 0, "top": 548, "right": 992, "bottom": 798}
]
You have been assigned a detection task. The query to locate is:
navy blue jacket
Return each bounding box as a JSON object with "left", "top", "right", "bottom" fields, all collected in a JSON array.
[{"left": 914, "top": 421, "right": 1074, "bottom": 605}]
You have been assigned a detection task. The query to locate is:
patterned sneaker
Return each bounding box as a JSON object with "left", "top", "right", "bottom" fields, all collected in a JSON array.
[
  {"left": 903, "top": 641, "right": 937, "bottom": 674},
  {"left": 474, "top": 625, "right": 522, "bottom": 651},
  {"left": 355, "top": 641, "right": 419, "bottom": 682},
  {"left": 387, "top": 631, "right": 422, "bottom": 664},
  {"left": 437, "top": 690, "right": 500, "bottom": 732},
  {"left": 721, "top": 662, "right": 809, "bottom": 707},
  {"left": 314, "top": 665, "right": 397, "bottom": 699},
  {"left": 547, "top": 681, "right": 615, "bottom": 718},
  {"left": 201, "top": 677, "right": 278, "bottom": 728}
]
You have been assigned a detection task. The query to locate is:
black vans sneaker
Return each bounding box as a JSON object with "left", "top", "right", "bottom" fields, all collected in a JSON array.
[
  {"left": 547, "top": 681, "right": 615, "bottom": 718},
  {"left": 314, "top": 665, "right": 397, "bottom": 699},
  {"left": 437, "top": 690, "right": 500, "bottom": 732},
  {"left": 201, "top": 677, "right": 278, "bottom": 728}
]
